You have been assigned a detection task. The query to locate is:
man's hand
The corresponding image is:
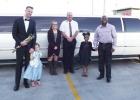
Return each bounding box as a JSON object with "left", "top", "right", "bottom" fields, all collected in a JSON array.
[
  {"left": 54, "top": 46, "right": 58, "bottom": 50},
  {"left": 20, "top": 41, "right": 27, "bottom": 46},
  {"left": 112, "top": 48, "right": 115, "bottom": 52},
  {"left": 67, "top": 37, "right": 73, "bottom": 42}
]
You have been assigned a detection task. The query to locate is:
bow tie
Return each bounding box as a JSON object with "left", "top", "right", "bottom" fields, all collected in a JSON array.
[{"left": 25, "top": 19, "right": 30, "bottom": 21}]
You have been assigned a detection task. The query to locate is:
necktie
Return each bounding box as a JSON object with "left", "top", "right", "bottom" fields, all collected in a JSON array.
[{"left": 69, "top": 22, "right": 72, "bottom": 37}]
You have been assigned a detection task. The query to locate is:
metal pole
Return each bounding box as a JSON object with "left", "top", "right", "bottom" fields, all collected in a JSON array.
[
  {"left": 103, "top": 0, "right": 106, "bottom": 15},
  {"left": 92, "top": 0, "right": 94, "bottom": 16}
]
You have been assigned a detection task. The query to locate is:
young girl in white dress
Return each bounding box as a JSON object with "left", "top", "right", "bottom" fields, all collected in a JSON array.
[{"left": 24, "top": 43, "right": 43, "bottom": 87}]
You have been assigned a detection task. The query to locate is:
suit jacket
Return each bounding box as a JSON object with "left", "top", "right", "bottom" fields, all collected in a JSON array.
[
  {"left": 47, "top": 29, "right": 61, "bottom": 57},
  {"left": 12, "top": 17, "right": 36, "bottom": 48}
]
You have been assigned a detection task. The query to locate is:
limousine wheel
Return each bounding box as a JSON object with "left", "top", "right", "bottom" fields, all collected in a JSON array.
[{"left": 139, "top": 55, "right": 140, "bottom": 61}]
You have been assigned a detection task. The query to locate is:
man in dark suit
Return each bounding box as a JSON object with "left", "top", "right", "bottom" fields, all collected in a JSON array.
[{"left": 12, "top": 6, "right": 36, "bottom": 91}]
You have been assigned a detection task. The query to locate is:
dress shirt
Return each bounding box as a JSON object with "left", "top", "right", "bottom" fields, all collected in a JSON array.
[
  {"left": 93, "top": 23, "right": 117, "bottom": 49},
  {"left": 60, "top": 20, "right": 79, "bottom": 37},
  {"left": 53, "top": 31, "right": 57, "bottom": 42},
  {"left": 23, "top": 17, "right": 29, "bottom": 32}
]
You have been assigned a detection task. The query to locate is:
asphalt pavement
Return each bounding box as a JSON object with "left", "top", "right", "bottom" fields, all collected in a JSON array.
[{"left": 0, "top": 59, "right": 140, "bottom": 100}]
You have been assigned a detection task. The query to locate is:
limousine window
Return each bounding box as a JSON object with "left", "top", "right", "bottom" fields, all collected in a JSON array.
[
  {"left": 75, "top": 17, "right": 122, "bottom": 32},
  {"left": 35, "top": 17, "right": 65, "bottom": 32},
  {"left": 0, "top": 16, "right": 122, "bottom": 33},
  {"left": 0, "top": 16, "right": 18, "bottom": 32},
  {"left": 123, "top": 18, "right": 140, "bottom": 32},
  {"left": 108, "top": 18, "right": 122, "bottom": 32},
  {"left": 0, "top": 16, "right": 65, "bottom": 32},
  {"left": 75, "top": 17, "right": 100, "bottom": 32}
]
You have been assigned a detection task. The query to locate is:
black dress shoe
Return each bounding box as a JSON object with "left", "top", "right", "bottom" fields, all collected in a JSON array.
[
  {"left": 51, "top": 72, "right": 58, "bottom": 75},
  {"left": 97, "top": 76, "right": 104, "bottom": 80},
  {"left": 70, "top": 69, "right": 75, "bottom": 74},
  {"left": 53, "top": 72, "right": 58, "bottom": 75},
  {"left": 106, "top": 78, "right": 111, "bottom": 83},
  {"left": 13, "top": 85, "right": 19, "bottom": 91},
  {"left": 23, "top": 83, "right": 30, "bottom": 88},
  {"left": 70, "top": 71, "right": 75, "bottom": 74}
]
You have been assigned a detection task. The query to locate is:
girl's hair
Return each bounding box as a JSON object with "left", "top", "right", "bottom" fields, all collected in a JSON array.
[
  {"left": 82, "top": 32, "right": 90, "bottom": 37},
  {"left": 35, "top": 43, "right": 40, "bottom": 47},
  {"left": 49, "top": 20, "right": 58, "bottom": 30}
]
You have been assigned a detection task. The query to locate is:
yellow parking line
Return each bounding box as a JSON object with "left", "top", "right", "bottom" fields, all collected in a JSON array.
[{"left": 65, "top": 73, "right": 81, "bottom": 100}]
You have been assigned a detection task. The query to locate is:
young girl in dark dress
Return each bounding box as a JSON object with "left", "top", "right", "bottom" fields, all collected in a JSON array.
[
  {"left": 79, "top": 32, "right": 95, "bottom": 77},
  {"left": 47, "top": 20, "right": 62, "bottom": 75}
]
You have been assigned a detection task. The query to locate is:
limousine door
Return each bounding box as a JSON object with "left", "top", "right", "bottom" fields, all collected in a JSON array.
[
  {"left": 108, "top": 18, "right": 125, "bottom": 56},
  {"left": 0, "top": 32, "right": 15, "bottom": 60},
  {"left": 122, "top": 18, "right": 140, "bottom": 56},
  {"left": 0, "top": 16, "right": 17, "bottom": 60}
]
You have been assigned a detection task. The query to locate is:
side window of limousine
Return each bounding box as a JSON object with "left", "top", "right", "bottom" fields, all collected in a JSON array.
[
  {"left": 34, "top": 17, "right": 65, "bottom": 32},
  {"left": 108, "top": 18, "right": 122, "bottom": 32},
  {"left": 123, "top": 18, "right": 140, "bottom": 32},
  {"left": 75, "top": 17, "right": 100, "bottom": 32},
  {"left": 0, "top": 16, "right": 19, "bottom": 32},
  {"left": 76, "top": 17, "right": 122, "bottom": 33}
]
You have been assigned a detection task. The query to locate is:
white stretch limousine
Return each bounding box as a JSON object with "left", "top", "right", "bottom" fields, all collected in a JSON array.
[{"left": 0, "top": 16, "right": 140, "bottom": 63}]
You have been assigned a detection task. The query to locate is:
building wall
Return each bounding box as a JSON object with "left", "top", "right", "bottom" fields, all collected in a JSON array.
[{"left": 132, "top": 10, "right": 140, "bottom": 17}]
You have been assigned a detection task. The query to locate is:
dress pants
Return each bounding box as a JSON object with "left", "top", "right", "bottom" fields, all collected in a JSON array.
[
  {"left": 98, "top": 42, "right": 112, "bottom": 79},
  {"left": 63, "top": 38, "right": 76, "bottom": 73},
  {"left": 15, "top": 46, "right": 30, "bottom": 87}
]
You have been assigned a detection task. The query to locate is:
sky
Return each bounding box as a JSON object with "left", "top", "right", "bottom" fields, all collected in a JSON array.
[{"left": 0, "top": 0, "right": 139, "bottom": 16}]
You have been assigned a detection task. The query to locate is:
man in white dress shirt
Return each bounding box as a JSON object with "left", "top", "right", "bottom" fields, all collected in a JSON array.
[
  {"left": 60, "top": 12, "right": 79, "bottom": 74},
  {"left": 94, "top": 16, "right": 117, "bottom": 83},
  {"left": 12, "top": 6, "right": 36, "bottom": 91}
]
